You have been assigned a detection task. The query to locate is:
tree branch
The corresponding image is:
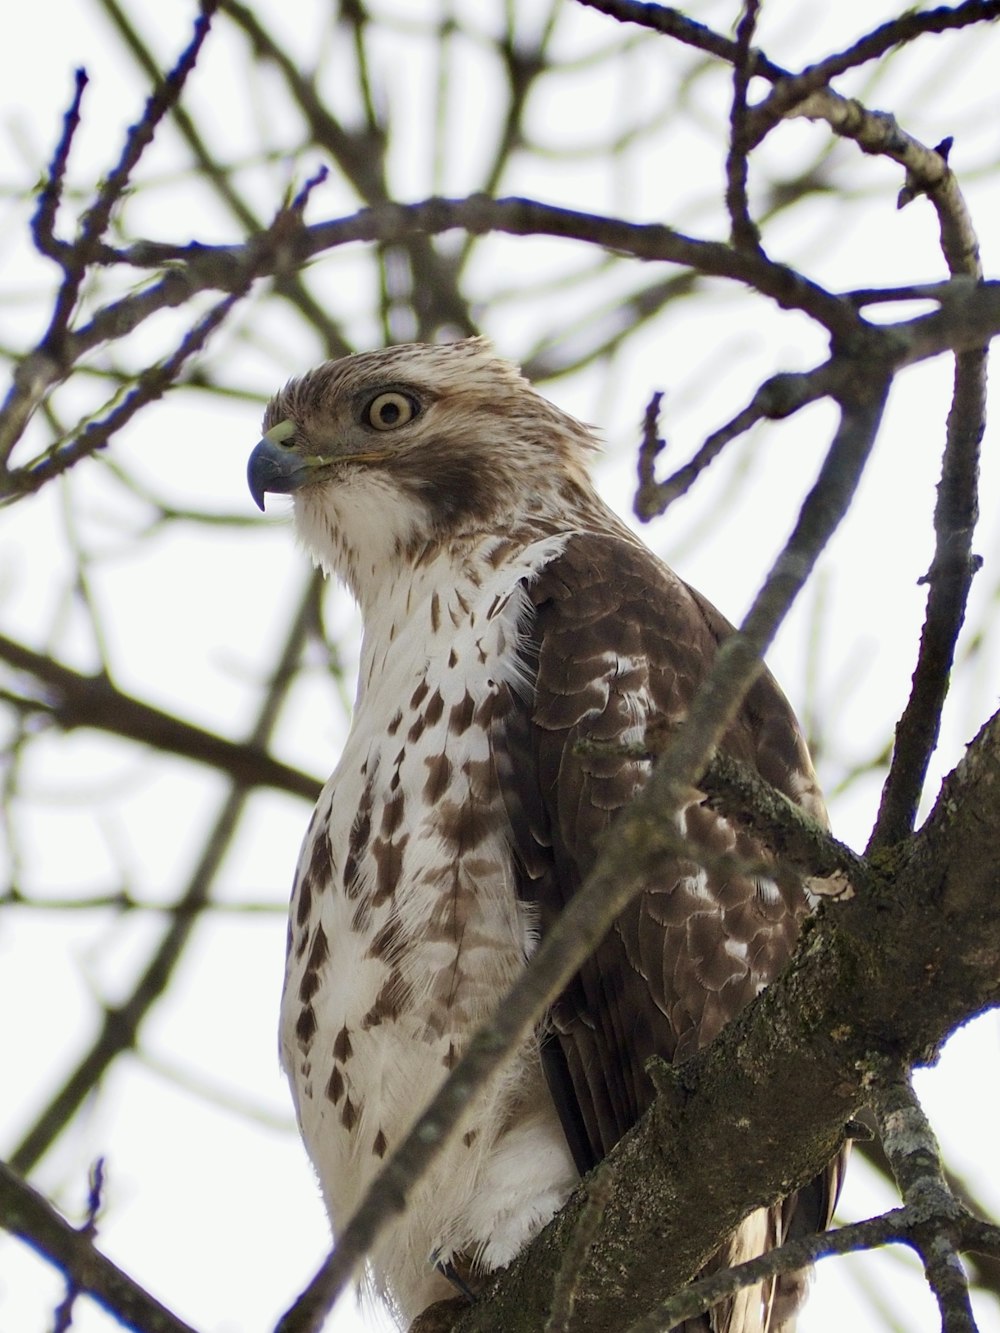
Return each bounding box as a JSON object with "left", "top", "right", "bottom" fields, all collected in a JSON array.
[
  {"left": 700, "top": 751, "right": 864, "bottom": 890},
  {"left": 0, "top": 632, "right": 321, "bottom": 801},
  {"left": 869, "top": 129, "right": 987, "bottom": 850},
  {"left": 868, "top": 1064, "right": 979, "bottom": 1333},
  {"left": 0, "top": 1159, "right": 199, "bottom": 1333},
  {"left": 747, "top": 2, "right": 1000, "bottom": 145},
  {"left": 725, "top": 0, "right": 763, "bottom": 254},
  {"left": 573, "top": 0, "right": 789, "bottom": 80}
]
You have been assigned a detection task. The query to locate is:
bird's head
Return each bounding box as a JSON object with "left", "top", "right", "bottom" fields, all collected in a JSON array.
[{"left": 248, "top": 338, "right": 598, "bottom": 592}]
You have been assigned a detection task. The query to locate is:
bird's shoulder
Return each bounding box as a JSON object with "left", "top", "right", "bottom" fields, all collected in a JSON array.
[{"left": 519, "top": 528, "right": 820, "bottom": 819}]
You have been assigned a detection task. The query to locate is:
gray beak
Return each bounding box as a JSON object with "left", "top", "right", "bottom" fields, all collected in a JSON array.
[{"left": 247, "top": 436, "right": 312, "bottom": 511}]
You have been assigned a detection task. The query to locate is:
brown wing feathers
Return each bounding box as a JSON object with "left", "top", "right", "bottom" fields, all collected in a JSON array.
[{"left": 504, "top": 532, "right": 817, "bottom": 1168}]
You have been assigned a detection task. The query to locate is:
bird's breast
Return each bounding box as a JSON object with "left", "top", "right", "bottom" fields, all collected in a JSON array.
[{"left": 279, "top": 539, "right": 567, "bottom": 1230}]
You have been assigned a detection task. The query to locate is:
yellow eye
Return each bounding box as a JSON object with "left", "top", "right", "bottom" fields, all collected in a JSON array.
[{"left": 366, "top": 391, "right": 416, "bottom": 431}]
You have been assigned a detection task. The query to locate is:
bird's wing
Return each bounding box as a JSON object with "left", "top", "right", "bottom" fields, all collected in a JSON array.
[{"left": 496, "top": 530, "right": 823, "bottom": 1172}]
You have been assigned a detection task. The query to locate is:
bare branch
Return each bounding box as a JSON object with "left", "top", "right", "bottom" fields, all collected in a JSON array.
[
  {"left": 0, "top": 632, "right": 321, "bottom": 800},
  {"left": 9, "top": 290, "right": 245, "bottom": 495},
  {"left": 31, "top": 68, "right": 89, "bottom": 260},
  {"left": 0, "top": 1159, "right": 199, "bottom": 1333},
  {"left": 700, "top": 751, "right": 864, "bottom": 890},
  {"left": 867, "top": 1064, "right": 979, "bottom": 1333},
  {"left": 786, "top": 94, "right": 981, "bottom": 279},
  {"left": 634, "top": 388, "right": 666, "bottom": 518},
  {"left": 10, "top": 199, "right": 992, "bottom": 504},
  {"left": 1, "top": 158, "right": 331, "bottom": 498},
  {"left": 634, "top": 365, "right": 835, "bottom": 518},
  {"left": 573, "top": 0, "right": 789, "bottom": 80},
  {"left": 53, "top": 1158, "right": 105, "bottom": 1333},
  {"left": 453, "top": 703, "right": 1000, "bottom": 1332},
  {"left": 868, "top": 115, "right": 986, "bottom": 852},
  {"left": 42, "top": 2, "right": 220, "bottom": 362},
  {"left": 94, "top": 0, "right": 352, "bottom": 357},
  {"left": 152, "top": 197, "right": 862, "bottom": 335},
  {"left": 726, "top": 0, "right": 763, "bottom": 254},
  {"left": 1, "top": 886, "right": 284, "bottom": 914},
  {"left": 748, "top": 2, "right": 1000, "bottom": 144},
  {"left": 624, "top": 1211, "right": 913, "bottom": 1333},
  {"left": 4, "top": 7, "right": 999, "bottom": 1330},
  {"left": 869, "top": 345, "right": 986, "bottom": 851}
]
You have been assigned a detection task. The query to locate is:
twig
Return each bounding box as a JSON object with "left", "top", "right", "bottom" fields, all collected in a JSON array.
[
  {"left": 624, "top": 1210, "right": 912, "bottom": 1333},
  {"left": 964, "top": 1218, "right": 1000, "bottom": 1262},
  {"left": 574, "top": 736, "right": 863, "bottom": 887},
  {"left": 221, "top": 0, "right": 476, "bottom": 343},
  {"left": 53, "top": 1158, "right": 105, "bottom": 1333},
  {"left": 790, "top": 91, "right": 981, "bottom": 285},
  {"left": 80, "top": 2, "right": 219, "bottom": 250},
  {"left": 31, "top": 69, "right": 89, "bottom": 260},
  {"left": 43, "top": 2, "right": 220, "bottom": 357},
  {"left": 857, "top": 1135, "right": 1000, "bottom": 1306},
  {"left": 1, "top": 886, "right": 285, "bottom": 914},
  {"left": 14, "top": 290, "right": 243, "bottom": 494},
  {"left": 3, "top": 156, "right": 332, "bottom": 499},
  {"left": 866, "top": 1062, "right": 956, "bottom": 1214},
  {"left": 0, "top": 3, "right": 220, "bottom": 475},
  {"left": 521, "top": 272, "right": 700, "bottom": 384},
  {"left": 868, "top": 349, "right": 986, "bottom": 851},
  {"left": 94, "top": 0, "right": 351, "bottom": 358},
  {"left": 634, "top": 366, "right": 834, "bottom": 518},
  {"left": 700, "top": 751, "right": 864, "bottom": 891},
  {"left": 0, "top": 192, "right": 885, "bottom": 498},
  {"left": 846, "top": 279, "right": 975, "bottom": 307},
  {"left": 634, "top": 388, "right": 666, "bottom": 519},
  {"left": 26, "top": 191, "right": 997, "bottom": 501},
  {"left": 726, "top": 0, "right": 763, "bottom": 254},
  {"left": 89, "top": 197, "right": 867, "bottom": 339}
]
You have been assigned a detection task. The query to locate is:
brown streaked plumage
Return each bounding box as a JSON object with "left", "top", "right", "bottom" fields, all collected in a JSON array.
[{"left": 248, "top": 337, "right": 841, "bottom": 1330}]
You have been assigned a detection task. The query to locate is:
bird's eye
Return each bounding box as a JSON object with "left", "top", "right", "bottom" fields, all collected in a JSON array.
[{"left": 366, "top": 391, "right": 417, "bottom": 431}]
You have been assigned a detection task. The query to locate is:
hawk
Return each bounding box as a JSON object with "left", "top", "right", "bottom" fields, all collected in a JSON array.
[{"left": 248, "top": 338, "right": 838, "bottom": 1331}]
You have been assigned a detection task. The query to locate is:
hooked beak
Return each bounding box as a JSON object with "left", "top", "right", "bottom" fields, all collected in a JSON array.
[{"left": 247, "top": 435, "right": 313, "bottom": 511}]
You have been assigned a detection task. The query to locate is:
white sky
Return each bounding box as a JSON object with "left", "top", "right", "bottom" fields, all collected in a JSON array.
[{"left": 1, "top": 3, "right": 999, "bottom": 1332}]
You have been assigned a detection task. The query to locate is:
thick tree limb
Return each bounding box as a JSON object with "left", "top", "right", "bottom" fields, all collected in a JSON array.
[{"left": 450, "top": 707, "right": 1000, "bottom": 1332}]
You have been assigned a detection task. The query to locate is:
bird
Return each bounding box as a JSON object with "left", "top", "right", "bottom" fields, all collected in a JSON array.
[{"left": 247, "top": 337, "right": 839, "bottom": 1331}]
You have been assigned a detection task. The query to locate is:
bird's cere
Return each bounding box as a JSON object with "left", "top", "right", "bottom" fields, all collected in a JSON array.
[{"left": 265, "top": 419, "right": 296, "bottom": 444}]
